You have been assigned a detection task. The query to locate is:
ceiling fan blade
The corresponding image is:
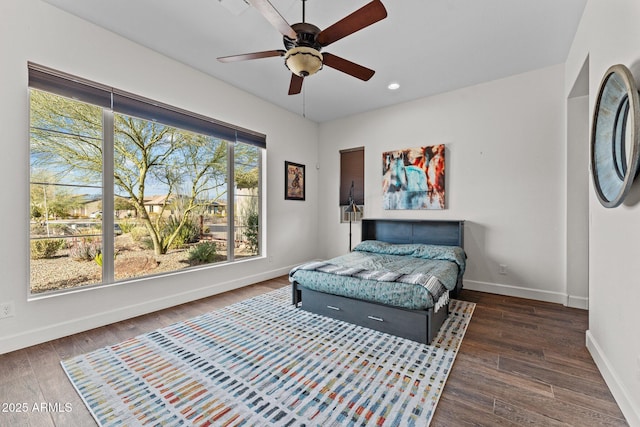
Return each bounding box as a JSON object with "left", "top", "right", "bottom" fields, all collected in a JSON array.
[
  {"left": 322, "top": 53, "right": 375, "bottom": 81},
  {"left": 317, "top": 0, "right": 387, "bottom": 47},
  {"left": 288, "top": 73, "right": 304, "bottom": 95},
  {"left": 217, "top": 50, "right": 285, "bottom": 63},
  {"left": 247, "top": 0, "right": 297, "bottom": 39}
]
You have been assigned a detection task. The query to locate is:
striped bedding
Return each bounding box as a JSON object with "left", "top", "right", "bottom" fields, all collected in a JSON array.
[{"left": 290, "top": 240, "right": 466, "bottom": 311}]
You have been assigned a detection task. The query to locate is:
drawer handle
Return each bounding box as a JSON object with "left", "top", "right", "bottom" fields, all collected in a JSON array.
[
  {"left": 367, "top": 315, "right": 384, "bottom": 322},
  {"left": 326, "top": 305, "right": 341, "bottom": 311}
]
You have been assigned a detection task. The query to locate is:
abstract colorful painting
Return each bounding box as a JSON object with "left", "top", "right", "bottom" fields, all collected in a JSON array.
[{"left": 382, "top": 144, "right": 445, "bottom": 210}]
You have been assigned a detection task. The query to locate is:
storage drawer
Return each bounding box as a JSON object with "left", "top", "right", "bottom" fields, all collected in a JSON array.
[{"left": 300, "top": 288, "right": 431, "bottom": 343}]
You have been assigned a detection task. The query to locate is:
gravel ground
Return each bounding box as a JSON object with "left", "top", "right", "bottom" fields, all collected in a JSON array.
[
  {"left": 29, "top": 235, "right": 228, "bottom": 294},
  {"left": 30, "top": 248, "right": 191, "bottom": 294}
]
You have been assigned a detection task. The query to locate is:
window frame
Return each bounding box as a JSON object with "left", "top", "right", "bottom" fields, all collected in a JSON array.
[{"left": 28, "top": 63, "right": 265, "bottom": 296}]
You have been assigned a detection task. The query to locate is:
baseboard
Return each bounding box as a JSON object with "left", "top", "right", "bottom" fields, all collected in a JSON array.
[
  {"left": 586, "top": 330, "right": 639, "bottom": 426},
  {"left": 567, "top": 295, "right": 589, "bottom": 310},
  {"left": 0, "top": 265, "right": 294, "bottom": 355},
  {"left": 463, "top": 280, "right": 567, "bottom": 305}
]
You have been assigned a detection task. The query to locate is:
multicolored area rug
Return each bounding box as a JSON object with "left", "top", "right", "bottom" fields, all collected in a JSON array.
[{"left": 62, "top": 287, "right": 474, "bottom": 426}]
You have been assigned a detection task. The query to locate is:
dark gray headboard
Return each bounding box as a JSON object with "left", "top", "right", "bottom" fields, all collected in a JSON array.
[{"left": 361, "top": 219, "right": 464, "bottom": 248}]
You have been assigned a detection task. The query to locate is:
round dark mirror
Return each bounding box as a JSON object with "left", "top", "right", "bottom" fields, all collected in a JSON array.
[{"left": 591, "top": 65, "right": 640, "bottom": 208}]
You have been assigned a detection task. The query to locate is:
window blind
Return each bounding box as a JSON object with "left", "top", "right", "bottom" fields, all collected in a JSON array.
[
  {"left": 340, "top": 147, "right": 364, "bottom": 205},
  {"left": 28, "top": 62, "right": 266, "bottom": 148}
]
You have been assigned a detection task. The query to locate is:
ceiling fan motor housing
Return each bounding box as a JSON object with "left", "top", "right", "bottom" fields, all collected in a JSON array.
[{"left": 284, "top": 23, "right": 322, "bottom": 50}]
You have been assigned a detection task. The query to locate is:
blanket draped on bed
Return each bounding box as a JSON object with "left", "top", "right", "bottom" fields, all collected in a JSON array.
[
  {"left": 290, "top": 240, "right": 466, "bottom": 312},
  {"left": 291, "top": 260, "right": 451, "bottom": 312}
]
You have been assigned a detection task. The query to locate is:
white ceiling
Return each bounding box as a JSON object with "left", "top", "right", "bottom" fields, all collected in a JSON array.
[{"left": 43, "top": 0, "right": 587, "bottom": 123}]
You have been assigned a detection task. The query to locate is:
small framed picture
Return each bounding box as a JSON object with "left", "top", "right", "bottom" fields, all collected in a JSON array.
[{"left": 285, "top": 161, "right": 305, "bottom": 200}]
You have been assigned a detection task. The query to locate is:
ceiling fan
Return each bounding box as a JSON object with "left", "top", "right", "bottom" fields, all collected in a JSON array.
[{"left": 217, "top": 0, "right": 388, "bottom": 95}]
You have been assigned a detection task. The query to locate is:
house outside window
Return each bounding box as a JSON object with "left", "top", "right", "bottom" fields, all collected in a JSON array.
[{"left": 28, "top": 64, "right": 264, "bottom": 296}]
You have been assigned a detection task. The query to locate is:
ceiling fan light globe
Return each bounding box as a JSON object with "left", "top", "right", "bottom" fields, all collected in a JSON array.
[{"left": 285, "top": 47, "right": 323, "bottom": 77}]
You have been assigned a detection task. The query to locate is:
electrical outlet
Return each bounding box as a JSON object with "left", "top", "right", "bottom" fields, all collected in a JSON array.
[
  {"left": 0, "top": 301, "right": 15, "bottom": 319},
  {"left": 499, "top": 264, "right": 508, "bottom": 275}
]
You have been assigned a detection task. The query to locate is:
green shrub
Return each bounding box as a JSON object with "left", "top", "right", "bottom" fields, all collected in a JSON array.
[
  {"left": 162, "top": 216, "right": 201, "bottom": 249},
  {"left": 187, "top": 242, "right": 217, "bottom": 265},
  {"left": 244, "top": 210, "right": 259, "bottom": 255},
  {"left": 118, "top": 219, "right": 138, "bottom": 234},
  {"left": 30, "top": 239, "right": 64, "bottom": 259},
  {"left": 31, "top": 205, "right": 44, "bottom": 219},
  {"left": 130, "top": 226, "right": 149, "bottom": 242},
  {"left": 140, "top": 237, "right": 155, "bottom": 250}
]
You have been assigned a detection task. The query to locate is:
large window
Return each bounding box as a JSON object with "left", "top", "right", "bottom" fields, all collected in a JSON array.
[{"left": 29, "top": 64, "right": 264, "bottom": 295}]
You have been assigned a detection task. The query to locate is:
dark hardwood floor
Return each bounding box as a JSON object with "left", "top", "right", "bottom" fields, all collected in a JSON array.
[
  {"left": 433, "top": 290, "right": 627, "bottom": 426},
  {"left": 0, "top": 276, "right": 628, "bottom": 426}
]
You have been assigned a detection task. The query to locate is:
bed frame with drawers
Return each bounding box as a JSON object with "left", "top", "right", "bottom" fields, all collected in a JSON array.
[{"left": 292, "top": 219, "right": 465, "bottom": 344}]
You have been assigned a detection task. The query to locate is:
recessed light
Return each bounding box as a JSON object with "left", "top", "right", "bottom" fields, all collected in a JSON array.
[{"left": 387, "top": 82, "right": 400, "bottom": 90}]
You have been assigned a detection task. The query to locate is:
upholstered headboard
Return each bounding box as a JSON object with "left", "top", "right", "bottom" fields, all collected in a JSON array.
[{"left": 361, "top": 219, "right": 464, "bottom": 248}]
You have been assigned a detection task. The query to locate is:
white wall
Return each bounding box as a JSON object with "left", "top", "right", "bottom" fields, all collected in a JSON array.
[
  {"left": 566, "top": 94, "right": 590, "bottom": 309},
  {"left": 0, "top": 0, "right": 319, "bottom": 354},
  {"left": 565, "top": 0, "right": 640, "bottom": 424},
  {"left": 318, "top": 64, "right": 569, "bottom": 304}
]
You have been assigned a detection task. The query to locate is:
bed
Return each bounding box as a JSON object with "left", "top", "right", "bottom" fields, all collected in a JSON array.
[{"left": 290, "top": 219, "right": 465, "bottom": 344}]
